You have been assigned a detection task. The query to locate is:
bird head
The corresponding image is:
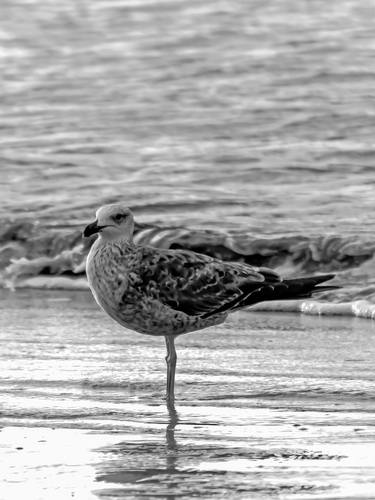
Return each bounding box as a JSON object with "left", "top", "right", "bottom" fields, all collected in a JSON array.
[{"left": 83, "top": 204, "right": 135, "bottom": 242}]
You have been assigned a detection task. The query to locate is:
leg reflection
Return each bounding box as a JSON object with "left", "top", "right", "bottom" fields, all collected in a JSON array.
[
  {"left": 95, "top": 402, "right": 181, "bottom": 495},
  {"left": 166, "top": 399, "right": 179, "bottom": 472}
]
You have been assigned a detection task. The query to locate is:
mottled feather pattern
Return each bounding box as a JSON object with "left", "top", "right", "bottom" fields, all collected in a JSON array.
[
  {"left": 86, "top": 241, "right": 221, "bottom": 335},
  {"left": 86, "top": 229, "right": 337, "bottom": 336},
  {"left": 134, "top": 247, "right": 267, "bottom": 317},
  {"left": 84, "top": 205, "right": 339, "bottom": 404},
  {"left": 86, "top": 239, "right": 269, "bottom": 336}
]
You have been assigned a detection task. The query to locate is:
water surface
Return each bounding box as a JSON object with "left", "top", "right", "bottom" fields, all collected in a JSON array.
[{"left": 1, "top": 290, "right": 375, "bottom": 498}]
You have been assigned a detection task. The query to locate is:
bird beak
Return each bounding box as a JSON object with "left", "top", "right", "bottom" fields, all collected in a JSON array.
[{"left": 83, "top": 220, "right": 103, "bottom": 238}]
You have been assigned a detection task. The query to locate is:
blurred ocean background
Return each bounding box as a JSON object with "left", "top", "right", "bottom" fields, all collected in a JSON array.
[{"left": 1, "top": 0, "right": 375, "bottom": 309}]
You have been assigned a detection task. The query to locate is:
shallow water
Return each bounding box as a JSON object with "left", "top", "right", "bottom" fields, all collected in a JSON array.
[
  {"left": 1, "top": 289, "right": 375, "bottom": 499},
  {"left": 1, "top": 0, "right": 375, "bottom": 307}
]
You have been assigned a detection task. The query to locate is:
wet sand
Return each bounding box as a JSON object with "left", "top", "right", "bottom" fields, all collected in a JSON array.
[{"left": 1, "top": 290, "right": 375, "bottom": 499}]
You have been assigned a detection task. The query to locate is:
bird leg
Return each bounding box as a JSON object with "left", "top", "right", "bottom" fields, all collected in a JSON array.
[{"left": 165, "top": 335, "right": 177, "bottom": 402}]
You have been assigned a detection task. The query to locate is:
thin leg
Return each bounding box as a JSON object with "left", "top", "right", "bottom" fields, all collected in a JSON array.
[{"left": 165, "top": 335, "right": 177, "bottom": 402}]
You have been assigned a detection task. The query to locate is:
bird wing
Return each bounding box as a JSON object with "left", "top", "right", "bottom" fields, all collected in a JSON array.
[{"left": 134, "top": 247, "right": 281, "bottom": 317}]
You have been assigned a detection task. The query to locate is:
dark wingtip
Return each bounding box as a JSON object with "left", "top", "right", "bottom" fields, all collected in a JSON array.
[
  {"left": 286, "top": 274, "right": 340, "bottom": 295},
  {"left": 312, "top": 285, "right": 341, "bottom": 293},
  {"left": 312, "top": 273, "right": 336, "bottom": 284}
]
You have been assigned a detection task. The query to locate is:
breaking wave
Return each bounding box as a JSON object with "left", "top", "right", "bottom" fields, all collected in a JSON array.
[{"left": 1, "top": 218, "right": 375, "bottom": 319}]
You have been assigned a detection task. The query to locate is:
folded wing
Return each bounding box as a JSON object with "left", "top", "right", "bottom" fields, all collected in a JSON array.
[{"left": 135, "top": 248, "right": 282, "bottom": 317}]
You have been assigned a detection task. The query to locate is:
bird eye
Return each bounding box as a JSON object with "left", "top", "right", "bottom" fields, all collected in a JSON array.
[{"left": 112, "top": 213, "right": 126, "bottom": 223}]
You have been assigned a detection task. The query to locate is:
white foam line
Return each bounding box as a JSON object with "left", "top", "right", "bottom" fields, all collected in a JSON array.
[
  {"left": 2, "top": 277, "right": 89, "bottom": 290},
  {"left": 252, "top": 299, "right": 375, "bottom": 319}
]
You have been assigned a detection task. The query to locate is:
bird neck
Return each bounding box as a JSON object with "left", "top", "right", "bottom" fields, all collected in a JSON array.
[{"left": 98, "top": 234, "right": 135, "bottom": 246}]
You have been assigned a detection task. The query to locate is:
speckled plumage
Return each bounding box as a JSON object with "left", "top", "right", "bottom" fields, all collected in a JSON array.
[
  {"left": 84, "top": 204, "right": 337, "bottom": 401},
  {"left": 86, "top": 238, "right": 272, "bottom": 336},
  {"left": 86, "top": 235, "right": 336, "bottom": 336}
]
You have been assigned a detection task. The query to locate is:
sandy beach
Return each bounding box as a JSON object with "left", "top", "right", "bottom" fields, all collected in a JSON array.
[{"left": 1, "top": 289, "right": 375, "bottom": 499}]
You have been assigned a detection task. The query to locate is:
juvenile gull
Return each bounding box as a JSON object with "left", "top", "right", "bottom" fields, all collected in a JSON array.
[{"left": 83, "top": 203, "right": 337, "bottom": 402}]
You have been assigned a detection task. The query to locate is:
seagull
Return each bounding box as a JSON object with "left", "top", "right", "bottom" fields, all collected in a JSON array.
[{"left": 83, "top": 203, "right": 338, "bottom": 402}]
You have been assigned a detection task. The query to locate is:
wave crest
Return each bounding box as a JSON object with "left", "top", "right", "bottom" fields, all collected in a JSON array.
[{"left": 1, "top": 219, "right": 374, "bottom": 314}]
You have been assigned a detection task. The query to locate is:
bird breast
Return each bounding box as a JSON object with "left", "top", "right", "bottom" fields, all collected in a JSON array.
[{"left": 86, "top": 241, "right": 131, "bottom": 316}]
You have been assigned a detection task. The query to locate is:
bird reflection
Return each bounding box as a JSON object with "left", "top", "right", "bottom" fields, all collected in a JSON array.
[
  {"left": 95, "top": 401, "right": 181, "bottom": 497},
  {"left": 165, "top": 400, "right": 179, "bottom": 471}
]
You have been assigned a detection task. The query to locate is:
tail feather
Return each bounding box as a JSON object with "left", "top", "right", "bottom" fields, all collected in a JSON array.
[
  {"left": 236, "top": 273, "right": 339, "bottom": 310},
  {"left": 283, "top": 274, "right": 337, "bottom": 289},
  {"left": 201, "top": 273, "right": 339, "bottom": 319}
]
